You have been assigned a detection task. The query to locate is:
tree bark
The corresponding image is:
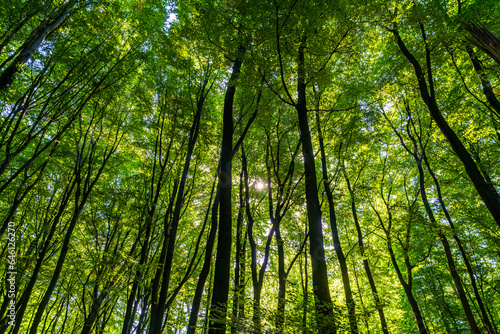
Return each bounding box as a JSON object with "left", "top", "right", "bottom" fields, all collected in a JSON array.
[
  {"left": 0, "top": 0, "right": 76, "bottom": 90},
  {"left": 391, "top": 26, "right": 500, "bottom": 228},
  {"left": 208, "top": 49, "right": 244, "bottom": 334},
  {"left": 148, "top": 78, "right": 208, "bottom": 334},
  {"left": 314, "top": 109, "right": 358, "bottom": 334},
  {"left": 295, "top": 36, "right": 336, "bottom": 333},
  {"left": 388, "top": 107, "right": 481, "bottom": 333}
]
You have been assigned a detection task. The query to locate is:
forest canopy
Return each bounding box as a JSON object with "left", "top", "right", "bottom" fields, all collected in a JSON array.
[{"left": 1, "top": 0, "right": 499, "bottom": 333}]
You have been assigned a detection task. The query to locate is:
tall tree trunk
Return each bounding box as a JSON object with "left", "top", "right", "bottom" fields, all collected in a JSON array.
[
  {"left": 231, "top": 168, "right": 246, "bottom": 334},
  {"left": 301, "top": 241, "right": 309, "bottom": 334},
  {"left": 11, "top": 177, "right": 75, "bottom": 334},
  {"left": 81, "top": 281, "right": 114, "bottom": 334},
  {"left": 28, "top": 124, "right": 118, "bottom": 334},
  {"left": 391, "top": 25, "right": 500, "bottom": 227},
  {"left": 148, "top": 78, "right": 208, "bottom": 334},
  {"left": 187, "top": 189, "right": 219, "bottom": 334},
  {"left": 295, "top": 36, "right": 336, "bottom": 333},
  {"left": 208, "top": 47, "right": 244, "bottom": 334},
  {"left": 417, "top": 135, "right": 496, "bottom": 333},
  {"left": 416, "top": 159, "right": 480, "bottom": 333},
  {"left": 342, "top": 166, "right": 388, "bottom": 334},
  {"left": 389, "top": 108, "right": 482, "bottom": 333},
  {"left": 122, "top": 117, "right": 171, "bottom": 334},
  {"left": 275, "top": 224, "right": 286, "bottom": 331},
  {"left": 314, "top": 109, "right": 358, "bottom": 333},
  {"left": 466, "top": 46, "right": 500, "bottom": 119},
  {"left": 373, "top": 194, "right": 428, "bottom": 334},
  {"left": 243, "top": 145, "right": 274, "bottom": 334},
  {"left": 190, "top": 87, "right": 256, "bottom": 333}
]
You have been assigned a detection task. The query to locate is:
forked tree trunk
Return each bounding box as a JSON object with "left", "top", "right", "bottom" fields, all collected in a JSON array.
[
  {"left": 148, "top": 78, "right": 208, "bottom": 334},
  {"left": 391, "top": 26, "right": 500, "bottom": 228}
]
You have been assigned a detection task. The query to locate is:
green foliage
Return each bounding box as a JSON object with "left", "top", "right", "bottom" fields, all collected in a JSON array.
[{"left": 0, "top": 0, "right": 499, "bottom": 333}]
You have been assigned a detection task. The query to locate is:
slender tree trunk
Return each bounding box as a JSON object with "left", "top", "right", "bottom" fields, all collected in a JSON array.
[
  {"left": 389, "top": 238, "right": 428, "bottom": 334},
  {"left": 421, "top": 152, "right": 496, "bottom": 333},
  {"left": 391, "top": 26, "right": 500, "bottom": 227},
  {"left": 148, "top": 179, "right": 178, "bottom": 329},
  {"left": 373, "top": 199, "right": 428, "bottom": 334},
  {"left": 301, "top": 243, "right": 309, "bottom": 334},
  {"left": 29, "top": 195, "right": 83, "bottom": 334},
  {"left": 0, "top": 6, "right": 41, "bottom": 55},
  {"left": 121, "top": 215, "right": 154, "bottom": 334},
  {"left": 187, "top": 189, "right": 220, "bottom": 334},
  {"left": 28, "top": 126, "right": 118, "bottom": 334},
  {"left": 342, "top": 167, "right": 389, "bottom": 334},
  {"left": 11, "top": 178, "right": 75, "bottom": 334},
  {"left": 466, "top": 46, "right": 500, "bottom": 118},
  {"left": 208, "top": 48, "right": 244, "bottom": 334},
  {"left": 0, "top": 1, "right": 76, "bottom": 90},
  {"left": 295, "top": 36, "right": 336, "bottom": 334},
  {"left": 390, "top": 110, "right": 482, "bottom": 333},
  {"left": 243, "top": 145, "right": 274, "bottom": 334},
  {"left": 275, "top": 224, "right": 286, "bottom": 330},
  {"left": 81, "top": 282, "right": 114, "bottom": 334},
  {"left": 314, "top": 110, "right": 357, "bottom": 333},
  {"left": 148, "top": 79, "right": 207, "bottom": 334},
  {"left": 189, "top": 96, "right": 257, "bottom": 333},
  {"left": 122, "top": 114, "right": 172, "bottom": 334},
  {"left": 231, "top": 168, "right": 246, "bottom": 334}
]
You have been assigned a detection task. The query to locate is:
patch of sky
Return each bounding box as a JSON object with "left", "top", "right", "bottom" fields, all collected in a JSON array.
[{"left": 163, "top": 5, "right": 178, "bottom": 32}]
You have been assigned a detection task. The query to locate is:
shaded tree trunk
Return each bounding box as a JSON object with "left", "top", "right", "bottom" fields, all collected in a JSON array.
[
  {"left": 231, "top": 167, "right": 246, "bottom": 334},
  {"left": 314, "top": 108, "right": 358, "bottom": 334},
  {"left": 208, "top": 49, "right": 244, "bottom": 334},
  {"left": 372, "top": 187, "right": 428, "bottom": 334},
  {"left": 295, "top": 37, "right": 336, "bottom": 333},
  {"left": 342, "top": 166, "right": 389, "bottom": 334},
  {"left": 0, "top": 0, "right": 76, "bottom": 90},
  {"left": 29, "top": 128, "right": 119, "bottom": 334},
  {"left": 388, "top": 106, "right": 481, "bottom": 333},
  {"left": 148, "top": 77, "right": 209, "bottom": 334},
  {"left": 391, "top": 24, "right": 500, "bottom": 227}
]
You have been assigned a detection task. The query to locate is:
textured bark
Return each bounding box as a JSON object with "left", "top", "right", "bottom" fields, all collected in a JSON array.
[{"left": 462, "top": 20, "right": 500, "bottom": 66}]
